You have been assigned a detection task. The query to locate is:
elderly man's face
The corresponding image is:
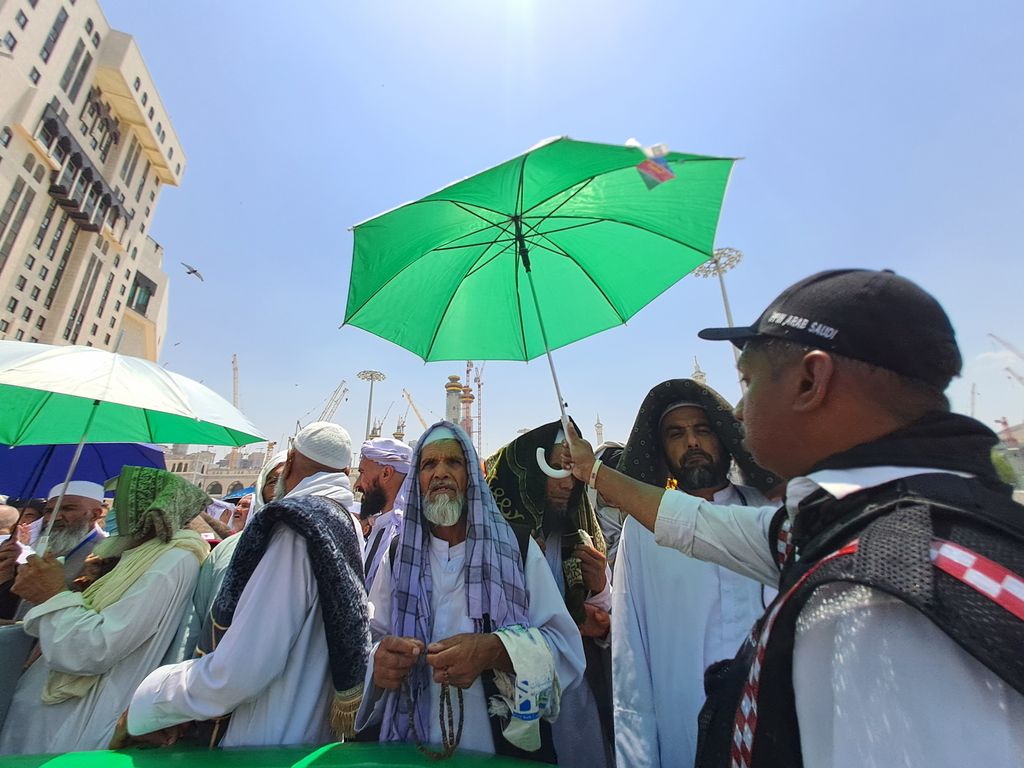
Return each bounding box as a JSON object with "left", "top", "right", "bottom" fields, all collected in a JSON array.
[
  {"left": 660, "top": 407, "right": 729, "bottom": 491},
  {"left": 44, "top": 494, "right": 103, "bottom": 532},
  {"left": 418, "top": 440, "right": 468, "bottom": 502},
  {"left": 262, "top": 464, "right": 284, "bottom": 503}
]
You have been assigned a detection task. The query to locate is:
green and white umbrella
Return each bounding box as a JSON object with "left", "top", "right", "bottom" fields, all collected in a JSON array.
[
  {"left": 0, "top": 340, "right": 265, "bottom": 550},
  {"left": 345, "top": 137, "right": 736, "bottom": 453}
]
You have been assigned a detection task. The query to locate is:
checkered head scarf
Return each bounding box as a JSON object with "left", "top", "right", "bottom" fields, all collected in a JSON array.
[{"left": 380, "top": 421, "right": 530, "bottom": 743}]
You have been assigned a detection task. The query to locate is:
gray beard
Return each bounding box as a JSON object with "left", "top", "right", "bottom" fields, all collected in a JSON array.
[
  {"left": 423, "top": 494, "right": 465, "bottom": 527},
  {"left": 42, "top": 523, "right": 94, "bottom": 556}
]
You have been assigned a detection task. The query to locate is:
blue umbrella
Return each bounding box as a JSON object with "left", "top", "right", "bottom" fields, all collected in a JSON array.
[
  {"left": 222, "top": 485, "right": 256, "bottom": 503},
  {"left": 0, "top": 443, "right": 166, "bottom": 498}
]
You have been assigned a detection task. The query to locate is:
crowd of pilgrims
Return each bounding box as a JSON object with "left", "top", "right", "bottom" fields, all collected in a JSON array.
[{"left": 0, "top": 269, "right": 1022, "bottom": 766}]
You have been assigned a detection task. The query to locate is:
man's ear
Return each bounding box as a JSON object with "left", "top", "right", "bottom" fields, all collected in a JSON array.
[{"left": 793, "top": 350, "right": 836, "bottom": 413}]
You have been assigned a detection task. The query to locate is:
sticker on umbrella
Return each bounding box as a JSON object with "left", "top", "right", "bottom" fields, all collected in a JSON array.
[{"left": 635, "top": 142, "right": 676, "bottom": 189}]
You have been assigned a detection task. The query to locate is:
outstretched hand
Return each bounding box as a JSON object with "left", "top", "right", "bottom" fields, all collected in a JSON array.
[
  {"left": 426, "top": 633, "right": 511, "bottom": 688},
  {"left": 109, "top": 710, "right": 191, "bottom": 749}
]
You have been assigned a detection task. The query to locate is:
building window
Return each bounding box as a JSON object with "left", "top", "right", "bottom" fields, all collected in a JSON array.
[
  {"left": 114, "top": 300, "right": 120, "bottom": 311},
  {"left": 3, "top": 32, "right": 18, "bottom": 52},
  {"left": 91, "top": 32, "right": 99, "bottom": 47},
  {"left": 33, "top": 166, "right": 44, "bottom": 183},
  {"left": 39, "top": 266, "right": 48, "bottom": 279},
  {"left": 29, "top": 336, "right": 38, "bottom": 342},
  {"left": 39, "top": 7, "right": 69, "bottom": 63},
  {"left": 175, "top": 163, "right": 181, "bottom": 175},
  {"left": 7, "top": 297, "right": 18, "bottom": 311},
  {"left": 15, "top": 276, "right": 26, "bottom": 291},
  {"left": 119, "top": 284, "right": 125, "bottom": 295},
  {"left": 24, "top": 254, "right": 35, "bottom": 269},
  {"left": 29, "top": 67, "right": 41, "bottom": 84},
  {"left": 133, "top": 77, "right": 140, "bottom": 91},
  {"left": 85, "top": 18, "right": 93, "bottom": 33},
  {"left": 0, "top": 320, "right": 8, "bottom": 332},
  {"left": 147, "top": 107, "right": 154, "bottom": 120},
  {"left": 22, "top": 307, "right": 32, "bottom": 322},
  {"left": 0, "top": 127, "right": 11, "bottom": 147},
  {"left": 104, "top": 333, "right": 110, "bottom": 344},
  {"left": 36, "top": 316, "right": 45, "bottom": 329},
  {"left": 90, "top": 322, "right": 97, "bottom": 335},
  {"left": 141, "top": 92, "right": 148, "bottom": 106},
  {"left": 67, "top": 52, "right": 92, "bottom": 103},
  {"left": 113, "top": 254, "right": 120, "bottom": 268},
  {"left": 156, "top": 122, "right": 162, "bottom": 136},
  {"left": 59, "top": 39, "right": 85, "bottom": 93},
  {"left": 30, "top": 286, "right": 40, "bottom": 300},
  {"left": 108, "top": 316, "right": 114, "bottom": 328},
  {"left": 14, "top": 330, "right": 24, "bottom": 340},
  {"left": 23, "top": 154, "right": 35, "bottom": 172},
  {"left": 127, "top": 272, "right": 156, "bottom": 317},
  {"left": 16, "top": 11, "right": 28, "bottom": 29}
]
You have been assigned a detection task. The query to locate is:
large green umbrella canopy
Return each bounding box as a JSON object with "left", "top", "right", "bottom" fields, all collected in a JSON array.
[
  {"left": 0, "top": 341, "right": 265, "bottom": 447},
  {"left": 345, "top": 137, "right": 737, "bottom": 361}
]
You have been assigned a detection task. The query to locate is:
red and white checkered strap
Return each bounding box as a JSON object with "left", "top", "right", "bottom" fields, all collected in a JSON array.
[
  {"left": 732, "top": 537, "right": 1024, "bottom": 768},
  {"left": 930, "top": 539, "right": 1024, "bottom": 622},
  {"left": 775, "top": 517, "right": 794, "bottom": 570}
]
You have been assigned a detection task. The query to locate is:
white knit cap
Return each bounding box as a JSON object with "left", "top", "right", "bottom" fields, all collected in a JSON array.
[
  {"left": 293, "top": 421, "right": 353, "bottom": 470},
  {"left": 47, "top": 481, "right": 105, "bottom": 504}
]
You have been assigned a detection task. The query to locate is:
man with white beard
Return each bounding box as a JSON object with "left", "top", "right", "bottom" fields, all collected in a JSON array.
[
  {"left": 0, "top": 482, "right": 108, "bottom": 616},
  {"left": 357, "top": 422, "right": 584, "bottom": 761}
]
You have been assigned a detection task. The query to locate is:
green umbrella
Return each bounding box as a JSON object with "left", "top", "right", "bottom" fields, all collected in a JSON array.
[{"left": 345, "top": 137, "right": 736, "bottom": 441}]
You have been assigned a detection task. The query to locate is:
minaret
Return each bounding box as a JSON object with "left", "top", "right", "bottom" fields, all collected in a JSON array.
[
  {"left": 445, "top": 376, "right": 463, "bottom": 423},
  {"left": 595, "top": 414, "right": 604, "bottom": 445},
  {"left": 693, "top": 357, "right": 707, "bottom": 385}
]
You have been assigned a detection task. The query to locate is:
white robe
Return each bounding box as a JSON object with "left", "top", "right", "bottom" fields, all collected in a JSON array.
[
  {"left": 356, "top": 534, "right": 585, "bottom": 754},
  {"left": 653, "top": 466, "right": 1024, "bottom": 767},
  {"left": 542, "top": 531, "right": 613, "bottom": 768},
  {"left": 363, "top": 507, "right": 401, "bottom": 589},
  {"left": 128, "top": 525, "right": 336, "bottom": 747},
  {"left": 0, "top": 547, "right": 200, "bottom": 754},
  {"left": 612, "top": 484, "right": 772, "bottom": 768}
]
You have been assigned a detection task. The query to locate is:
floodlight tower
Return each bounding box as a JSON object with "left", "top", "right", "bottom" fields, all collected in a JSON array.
[
  {"left": 357, "top": 370, "right": 386, "bottom": 440},
  {"left": 694, "top": 247, "right": 744, "bottom": 387}
]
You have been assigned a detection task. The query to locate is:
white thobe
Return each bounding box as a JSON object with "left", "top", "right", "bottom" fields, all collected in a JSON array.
[
  {"left": 613, "top": 484, "right": 772, "bottom": 768},
  {"left": 356, "top": 534, "right": 585, "bottom": 754},
  {"left": 0, "top": 547, "right": 200, "bottom": 755},
  {"left": 653, "top": 466, "right": 1024, "bottom": 767},
  {"left": 363, "top": 508, "right": 401, "bottom": 590},
  {"left": 128, "top": 525, "right": 336, "bottom": 747},
  {"left": 542, "top": 531, "right": 613, "bottom": 768}
]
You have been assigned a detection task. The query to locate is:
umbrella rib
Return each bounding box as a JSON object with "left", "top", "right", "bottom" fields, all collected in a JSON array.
[
  {"left": 464, "top": 239, "right": 516, "bottom": 278},
  {"left": 521, "top": 176, "right": 596, "bottom": 224},
  {"left": 407, "top": 197, "right": 509, "bottom": 221},
  {"left": 528, "top": 214, "right": 712, "bottom": 255},
  {"left": 422, "top": 254, "right": 496, "bottom": 361},
  {"left": 526, "top": 235, "right": 629, "bottom": 324},
  {"left": 12, "top": 388, "right": 55, "bottom": 446}
]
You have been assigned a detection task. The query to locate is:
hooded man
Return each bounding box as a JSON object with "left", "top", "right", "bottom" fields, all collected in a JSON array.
[
  {"left": 123, "top": 423, "right": 369, "bottom": 749},
  {"left": 357, "top": 422, "right": 584, "bottom": 759},
  {"left": 355, "top": 437, "right": 412, "bottom": 590},
  {"left": 564, "top": 270, "right": 1024, "bottom": 767},
  {"left": 610, "top": 379, "right": 780, "bottom": 767},
  {"left": 0, "top": 468, "right": 210, "bottom": 754},
  {"left": 486, "top": 419, "right": 615, "bottom": 767}
]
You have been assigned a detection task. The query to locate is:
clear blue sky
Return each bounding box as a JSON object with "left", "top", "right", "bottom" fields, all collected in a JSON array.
[{"left": 102, "top": 0, "right": 1024, "bottom": 457}]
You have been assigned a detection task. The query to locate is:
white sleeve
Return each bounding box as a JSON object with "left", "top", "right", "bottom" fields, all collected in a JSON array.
[
  {"left": 128, "top": 527, "right": 316, "bottom": 734},
  {"left": 793, "top": 584, "right": 1024, "bottom": 768},
  {"left": 654, "top": 490, "right": 779, "bottom": 586},
  {"left": 523, "top": 537, "right": 586, "bottom": 701},
  {"left": 610, "top": 522, "right": 660, "bottom": 768},
  {"left": 24, "top": 549, "right": 197, "bottom": 676}
]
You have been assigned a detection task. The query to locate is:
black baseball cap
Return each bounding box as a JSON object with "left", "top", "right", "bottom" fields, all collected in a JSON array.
[{"left": 698, "top": 269, "right": 962, "bottom": 390}]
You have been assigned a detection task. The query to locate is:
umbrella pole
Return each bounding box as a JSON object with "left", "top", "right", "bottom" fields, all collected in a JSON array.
[
  {"left": 36, "top": 399, "right": 100, "bottom": 558},
  {"left": 523, "top": 266, "right": 572, "bottom": 440}
]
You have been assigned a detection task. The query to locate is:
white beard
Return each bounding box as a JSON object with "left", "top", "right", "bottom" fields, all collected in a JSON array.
[
  {"left": 40, "top": 523, "right": 94, "bottom": 556},
  {"left": 423, "top": 493, "right": 465, "bottom": 527}
]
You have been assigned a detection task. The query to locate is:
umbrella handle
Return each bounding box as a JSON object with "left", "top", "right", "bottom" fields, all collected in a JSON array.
[{"left": 535, "top": 447, "right": 572, "bottom": 479}]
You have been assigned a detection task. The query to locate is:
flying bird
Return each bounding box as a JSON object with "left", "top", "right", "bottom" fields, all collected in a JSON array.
[{"left": 180, "top": 262, "right": 204, "bottom": 281}]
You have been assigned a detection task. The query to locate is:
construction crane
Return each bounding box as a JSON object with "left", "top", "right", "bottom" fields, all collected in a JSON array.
[
  {"left": 995, "top": 417, "right": 1020, "bottom": 448},
  {"left": 989, "top": 333, "right": 1024, "bottom": 363},
  {"left": 231, "top": 354, "right": 240, "bottom": 408},
  {"left": 394, "top": 407, "right": 408, "bottom": 441},
  {"left": 473, "top": 362, "right": 485, "bottom": 456},
  {"left": 318, "top": 379, "right": 349, "bottom": 422},
  {"left": 403, "top": 389, "right": 429, "bottom": 430}
]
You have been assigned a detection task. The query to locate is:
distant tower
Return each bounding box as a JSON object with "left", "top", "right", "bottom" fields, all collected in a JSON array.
[
  {"left": 393, "top": 414, "right": 406, "bottom": 442},
  {"left": 595, "top": 414, "right": 604, "bottom": 445},
  {"left": 445, "top": 376, "right": 463, "bottom": 423},
  {"left": 460, "top": 383, "right": 475, "bottom": 439},
  {"left": 693, "top": 357, "right": 707, "bottom": 385}
]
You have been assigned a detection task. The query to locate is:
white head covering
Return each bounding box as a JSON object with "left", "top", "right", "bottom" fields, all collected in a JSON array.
[
  {"left": 360, "top": 437, "right": 413, "bottom": 475},
  {"left": 47, "top": 481, "right": 105, "bottom": 504},
  {"left": 249, "top": 450, "right": 288, "bottom": 522},
  {"left": 293, "top": 421, "right": 352, "bottom": 470}
]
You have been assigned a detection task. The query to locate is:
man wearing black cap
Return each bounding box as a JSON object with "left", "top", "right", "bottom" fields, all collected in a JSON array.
[{"left": 564, "top": 270, "right": 1024, "bottom": 767}]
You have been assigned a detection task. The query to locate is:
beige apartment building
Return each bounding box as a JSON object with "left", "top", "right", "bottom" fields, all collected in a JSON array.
[{"left": 0, "top": 0, "right": 183, "bottom": 359}]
